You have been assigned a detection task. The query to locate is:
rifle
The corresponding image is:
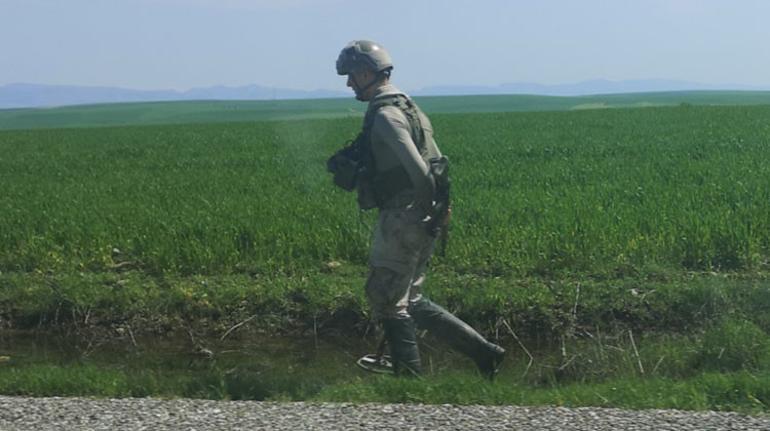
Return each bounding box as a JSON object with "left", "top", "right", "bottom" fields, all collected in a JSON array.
[{"left": 426, "top": 156, "right": 451, "bottom": 256}]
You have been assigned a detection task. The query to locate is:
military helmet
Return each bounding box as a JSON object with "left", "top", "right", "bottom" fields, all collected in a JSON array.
[{"left": 336, "top": 40, "right": 393, "bottom": 76}]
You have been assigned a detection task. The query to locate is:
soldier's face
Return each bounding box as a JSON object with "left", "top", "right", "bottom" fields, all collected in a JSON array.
[{"left": 347, "top": 69, "right": 374, "bottom": 101}]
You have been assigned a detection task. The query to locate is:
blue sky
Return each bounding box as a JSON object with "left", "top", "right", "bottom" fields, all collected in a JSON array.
[{"left": 2, "top": 0, "right": 769, "bottom": 92}]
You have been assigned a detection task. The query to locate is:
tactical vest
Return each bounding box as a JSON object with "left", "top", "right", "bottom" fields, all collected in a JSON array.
[{"left": 356, "top": 93, "right": 436, "bottom": 209}]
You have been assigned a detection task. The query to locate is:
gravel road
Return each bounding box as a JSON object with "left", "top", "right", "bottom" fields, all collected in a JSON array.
[{"left": 1, "top": 396, "right": 768, "bottom": 430}]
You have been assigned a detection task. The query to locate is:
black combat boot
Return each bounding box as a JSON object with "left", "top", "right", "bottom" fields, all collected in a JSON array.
[
  {"left": 381, "top": 317, "right": 422, "bottom": 377},
  {"left": 408, "top": 298, "right": 505, "bottom": 380}
]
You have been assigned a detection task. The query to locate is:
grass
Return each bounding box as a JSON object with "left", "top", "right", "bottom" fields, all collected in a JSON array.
[
  {"left": 1, "top": 324, "right": 769, "bottom": 413},
  {"left": 3, "top": 105, "right": 770, "bottom": 278},
  {"left": 4, "top": 365, "right": 768, "bottom": 412},
  {"left": 314, "top": 319, "right": 770, "bottom": 412},
  {"left": 2, "top": 269, "right": 770, "bottom": 338},
  {"left": 2, "top": 103, "right": 770, "bottom": 336},
  {"left": 314, "top": 372, "right": 770, "bottom": 413},
  {"left": 2, "top": 99, "right": 770, "bottom": 411}
]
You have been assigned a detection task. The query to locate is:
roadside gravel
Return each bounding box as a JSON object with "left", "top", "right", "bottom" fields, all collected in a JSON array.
[{"left": 1, "top": 396, "right": 768, "bottom": 430}]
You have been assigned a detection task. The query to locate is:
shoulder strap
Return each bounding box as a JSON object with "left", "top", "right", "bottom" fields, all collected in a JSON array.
[{"left": 364, "top": 93, "right": 427, "bottom": 157}]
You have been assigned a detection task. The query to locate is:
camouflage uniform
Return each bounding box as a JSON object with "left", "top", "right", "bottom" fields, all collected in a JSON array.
[
  {"left": 332, "top": 41, "right": 505, "bottom": 378},
  {"left": 364, "top": 84, "right": 439, "bottom": 321}
]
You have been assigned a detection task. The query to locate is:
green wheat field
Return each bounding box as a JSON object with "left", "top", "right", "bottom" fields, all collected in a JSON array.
[
  {"left": 2, "top": 92, "right": 770, "bottom": 410},
  {"left": 3, "top": 96, "right": 770, "bottom": 277}
]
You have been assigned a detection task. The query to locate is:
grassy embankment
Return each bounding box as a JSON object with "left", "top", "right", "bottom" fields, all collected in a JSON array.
[{"left": 1, "top": 97, "right": 770, "bottom": 411}]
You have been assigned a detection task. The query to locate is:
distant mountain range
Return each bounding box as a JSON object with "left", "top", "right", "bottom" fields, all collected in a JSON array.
[
  {"left": 2, "top": 79, "right": 768, "bottom": 109},
  {"left": 0, "top": 83, "right": 348, "bottom": 109}
]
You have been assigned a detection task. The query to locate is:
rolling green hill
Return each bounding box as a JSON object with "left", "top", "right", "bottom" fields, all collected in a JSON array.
[{"left": 2, "top": 90, "right": 770, "bottom": 130}]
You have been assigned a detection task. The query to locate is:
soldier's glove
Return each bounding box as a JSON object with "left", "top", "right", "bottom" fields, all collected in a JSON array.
[{"left": 327, "top": 149, "right": 359, "bottom": 192}]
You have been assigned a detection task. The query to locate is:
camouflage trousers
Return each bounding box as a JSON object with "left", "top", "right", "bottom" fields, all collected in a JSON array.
[{"left": 366, "top": 207, "right": 435, "bottom": 320}]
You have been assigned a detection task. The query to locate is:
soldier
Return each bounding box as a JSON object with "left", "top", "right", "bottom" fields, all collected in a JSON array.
[{"left": 328, "top": 40, "right": 505, "bottom": 379}]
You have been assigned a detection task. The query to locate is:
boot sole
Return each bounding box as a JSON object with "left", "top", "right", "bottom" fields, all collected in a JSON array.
[{"left": 356, "top": 354, "right": 394, "bottom": 374}]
